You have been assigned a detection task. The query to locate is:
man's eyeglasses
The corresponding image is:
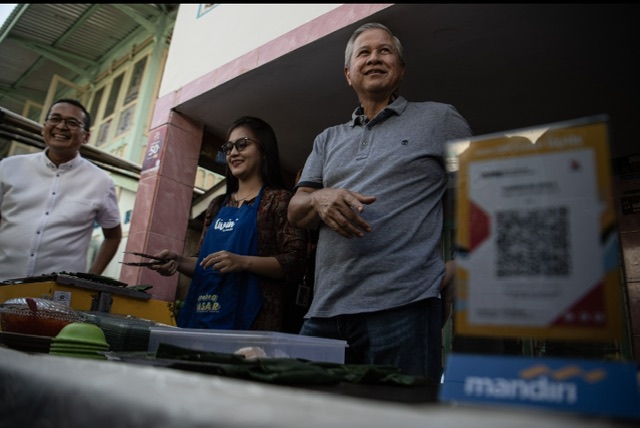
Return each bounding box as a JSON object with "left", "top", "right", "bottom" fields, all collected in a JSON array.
[
  {"left": 221, "top": 137, "right": 256, "bottom": 155},
  {"left": 45, "top": 116, "right": 85, "bottom": 130}
]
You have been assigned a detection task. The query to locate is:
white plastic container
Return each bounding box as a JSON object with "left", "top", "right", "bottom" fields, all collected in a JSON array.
[{"left": 148, "top": 326, "right": 347, "bottom": 363}]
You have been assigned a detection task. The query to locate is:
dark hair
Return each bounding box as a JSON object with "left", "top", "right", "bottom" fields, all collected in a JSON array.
[
  {"left": 344, "top": 22, "right": 404, "bottom": 68},
  {"left": 46, "top": 98, "right": 92, "bottom": 131},
  {"left": 223, "top": 116, "right": 286, "bottom": 194}
]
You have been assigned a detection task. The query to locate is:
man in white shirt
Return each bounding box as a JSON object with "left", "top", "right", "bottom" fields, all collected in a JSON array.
[{"left": 0, "top": 98, "right": 122, "bottom": 281}]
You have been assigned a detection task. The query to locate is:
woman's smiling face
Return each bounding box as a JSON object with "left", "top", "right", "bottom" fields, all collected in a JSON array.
[{"left": 226, "top": 126, "right": 262, "bottom": 180}]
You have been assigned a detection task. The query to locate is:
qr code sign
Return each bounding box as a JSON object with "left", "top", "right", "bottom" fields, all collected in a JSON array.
[{"left": 496, "top": 206, "right": 570, "bottom": 277}]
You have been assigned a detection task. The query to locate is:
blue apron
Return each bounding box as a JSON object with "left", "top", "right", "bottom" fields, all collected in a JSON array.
[{"left": 177, "top": 188, "right": 264, "bottom": 329}]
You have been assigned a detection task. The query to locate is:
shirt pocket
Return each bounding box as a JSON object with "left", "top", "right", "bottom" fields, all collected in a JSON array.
[{"left": 58, "top": 198, "right": 97, "bottom": 225}]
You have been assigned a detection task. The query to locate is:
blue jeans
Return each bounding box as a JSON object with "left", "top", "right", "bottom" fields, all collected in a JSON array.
[{"left": 299, "top": 298, "right": 442, "bottom": 382}]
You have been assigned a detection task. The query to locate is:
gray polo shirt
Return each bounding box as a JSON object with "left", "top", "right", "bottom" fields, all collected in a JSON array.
[{"left": 298, "top": 96, "right": 472, "bottom": 317}]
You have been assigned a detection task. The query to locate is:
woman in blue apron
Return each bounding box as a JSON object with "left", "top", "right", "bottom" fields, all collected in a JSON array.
[{"left": 149, "top": 116, "right": 308, "bottom": 331}]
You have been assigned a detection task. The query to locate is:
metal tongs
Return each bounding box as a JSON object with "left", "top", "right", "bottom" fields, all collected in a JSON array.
[{"left": 120, "top": 251, "right": 170, "bottom": 266}]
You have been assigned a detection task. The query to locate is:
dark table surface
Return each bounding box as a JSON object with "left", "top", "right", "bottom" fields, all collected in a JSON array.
[{"left": 1, "top": 346, "right": 637, "bottom": 428}]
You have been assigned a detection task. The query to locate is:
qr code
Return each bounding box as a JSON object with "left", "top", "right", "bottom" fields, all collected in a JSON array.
[{"left": 496, "top": 206, "right": 570, "bottom": 277}]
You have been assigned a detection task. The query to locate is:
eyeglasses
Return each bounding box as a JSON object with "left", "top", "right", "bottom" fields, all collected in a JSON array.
[
  {"left": 221, "top": 137, "right": 256, "bottom": 155},
  {"left": 45, "top": 116, "right": 85, "bottom": 130}
]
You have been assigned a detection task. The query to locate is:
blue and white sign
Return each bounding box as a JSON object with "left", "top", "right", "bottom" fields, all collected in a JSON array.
[{"left": 440, "top": 353, "right": 640, "bottom": 420}]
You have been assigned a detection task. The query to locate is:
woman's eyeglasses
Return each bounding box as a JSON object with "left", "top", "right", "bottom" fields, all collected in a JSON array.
[
  {"left": 221, "top": 137, "right": 257, "bottom": 155},
  {"left": 45, "top": 116, "right": 85, "bottom": 130}
]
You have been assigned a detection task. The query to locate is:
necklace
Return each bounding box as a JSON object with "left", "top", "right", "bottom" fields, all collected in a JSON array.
[{"left": 232, "top": 191, "right": 259, "bottom": 203}]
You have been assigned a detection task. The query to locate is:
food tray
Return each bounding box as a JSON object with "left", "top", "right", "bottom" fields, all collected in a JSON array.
[
  {"left": 84, "top": 312, "right": 161, "bottom": 352},
  {"left": 0, "top": 331, "right": 52, "bottom": 353},
  {"left": 148, "top": 327, "right": 347, "bottom": 363},
  {"left": 0, "top": 297, "right": 86, "bottom": 336}
]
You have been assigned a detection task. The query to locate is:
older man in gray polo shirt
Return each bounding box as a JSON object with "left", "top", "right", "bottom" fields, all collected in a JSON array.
[{"left": 288, "top": 22, "right": 471, "bottom": 382}]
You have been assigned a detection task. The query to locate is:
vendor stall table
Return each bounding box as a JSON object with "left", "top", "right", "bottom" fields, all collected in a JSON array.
[{"left": 0, "top": 347, "right": 636, "bottom": 428}]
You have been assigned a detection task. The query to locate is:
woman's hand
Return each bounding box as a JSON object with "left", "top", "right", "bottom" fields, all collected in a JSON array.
[
  {"left": 201, "top": 251, "right": 243, "bottom": 273},
  {"left": 202, "top": 251, "right": 283, "bottom": 278},
  {"left": 147, "top": 250, "right": 179, "bottom": 276}
]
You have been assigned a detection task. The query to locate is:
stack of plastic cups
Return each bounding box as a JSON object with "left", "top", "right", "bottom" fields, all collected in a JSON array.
[{"left": 50, "top": 322, "right": 110, "bottom": 360}]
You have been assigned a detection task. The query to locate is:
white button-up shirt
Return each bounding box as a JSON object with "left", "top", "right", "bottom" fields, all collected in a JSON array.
[{"left": 0, "top": 150, "right": 121, "bottom": 280}]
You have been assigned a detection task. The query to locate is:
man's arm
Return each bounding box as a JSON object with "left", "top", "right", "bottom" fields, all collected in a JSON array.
[
  {"left": 88, "top": 224, "right": 122, "bottom": 275},
  {"left": 288, "top": 186, "right": 376, "bottom": 238},
  {"left": 288, "top": 187, "right": 322, "bottom": 230}
]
